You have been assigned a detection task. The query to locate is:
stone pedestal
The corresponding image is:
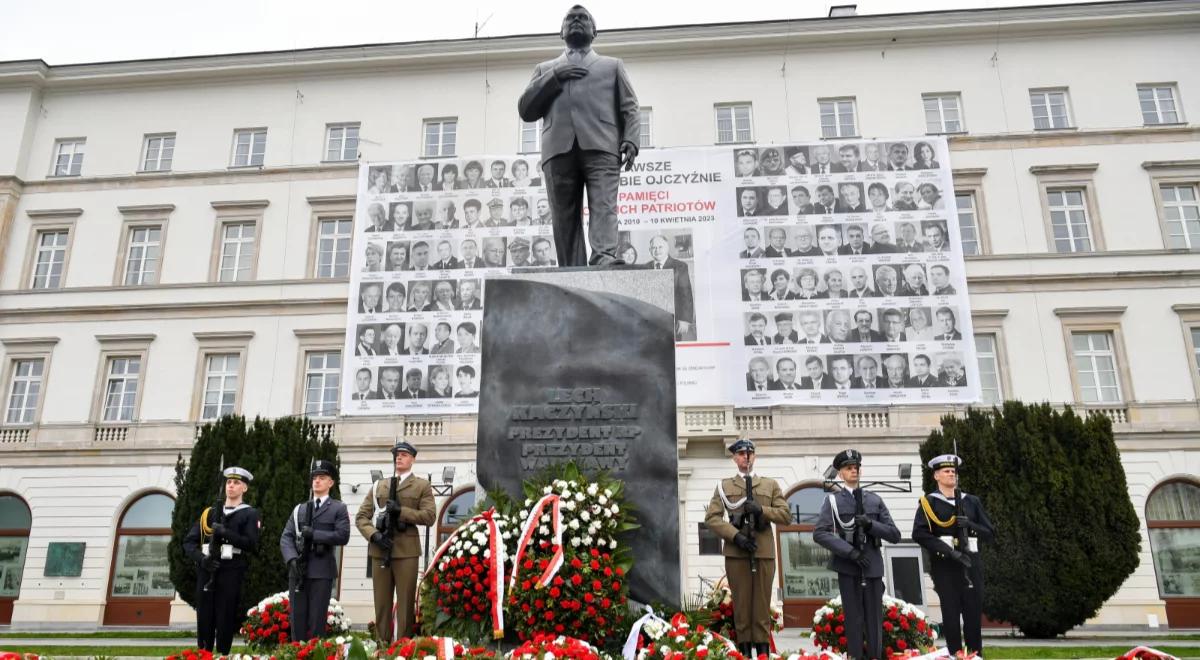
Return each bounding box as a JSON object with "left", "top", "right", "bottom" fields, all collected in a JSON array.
[{"left": 476, "top": 268, "right": 681, "bottom": 608}]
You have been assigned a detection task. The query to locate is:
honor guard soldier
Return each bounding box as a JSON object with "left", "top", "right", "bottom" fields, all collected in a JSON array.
[
  {"left": 704, "top": 438, "right": 791, "bottom": 659},
  {"left": 912, "top": 454, "right": 995, "bottom": 657},
  {"left": 281, "top": 459, "right": 351, "bottom": 642},
  {"left": 355, "top": 440, "right": 436, "bottom": 643},
  {"left": 813, "top": 450, "right": 900, "bottom": 660},
  {"left": 182, "top": 466, "right": 261, "bottom": 655}
]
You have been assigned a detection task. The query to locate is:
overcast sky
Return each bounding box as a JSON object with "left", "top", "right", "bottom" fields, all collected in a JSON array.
[{"left": 2, "top": 0, "right": 1100, "bottom": 66}]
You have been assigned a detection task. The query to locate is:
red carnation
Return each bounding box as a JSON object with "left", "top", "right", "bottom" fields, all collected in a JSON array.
[
  {"left": 571, "top": 558, "right": 583, "bottom": 569},
  {"left": 897, "top": 640, "right": 907, "bottom": 650}
]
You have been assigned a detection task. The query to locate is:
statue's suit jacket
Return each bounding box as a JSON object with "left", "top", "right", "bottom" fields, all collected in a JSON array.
[{"left": 518, "top": 49, "right": 640, "bottom": 162}]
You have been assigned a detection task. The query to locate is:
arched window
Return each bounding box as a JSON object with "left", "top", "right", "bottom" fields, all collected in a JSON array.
[
  {"left": 437, "top": 489, "right": 476, "bottom": 545},
  {"left": 1147, "top": 479, "right": 1200, "bottom": 626},
  {"left": 777, "top": 484, "right": 838, "bottom": 627},
  {"left": 0, "top": 494, "right": 32, "bottom": 625},
  {"left": 103, "top": 492, "right": 175, "bottom": 626}
]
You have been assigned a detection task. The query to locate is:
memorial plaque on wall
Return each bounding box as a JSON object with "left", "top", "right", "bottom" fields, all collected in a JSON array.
[{"left": 477, "top": 271, "right": 680, "bottom": 608}]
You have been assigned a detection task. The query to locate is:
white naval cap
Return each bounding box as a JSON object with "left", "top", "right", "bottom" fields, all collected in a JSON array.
[
  {"left": 927, "top": 454, "right": 962, "bottom": 471},
  {"left": 224, "top": 466, "right": 254, "bottom": 482}
]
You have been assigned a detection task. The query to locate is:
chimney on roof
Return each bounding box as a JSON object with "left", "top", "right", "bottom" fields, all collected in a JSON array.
[{"left": 829, "top": 4, "right": 857, "bottom": 18}]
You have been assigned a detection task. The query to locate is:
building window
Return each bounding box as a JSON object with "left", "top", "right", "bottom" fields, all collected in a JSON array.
[
  {"left": 423, "top": 119, "right": 457, "bottom": 158},
  {"left": 437, "top": 489, "right": 477, "bottom": 545},
  {"left": 231, "top": 129, "right": 267, "bottom": 167},
  {"left": 106, "top": 492, "right": 175, "bottom": 625},
  {"left": 639, "top": 108, "right": 653, "bottom": 149},
  {"left": 1138, "top": 85, "right": 1181, "bottom": 125},
  {"left": 1160, "top": 184, "right": 1200, "bottom": 249},
  {"left": 1030, "top": 89, "right": 1072, "bottom": 130},
  {"left": 715, "top": 104, "right": 753, "bottom": 144},
  {"left": 519, "top": 120, "right": 542, "bottom": 154},
  {"left": 201, "top": 354, "right": 240, "bottom": 420},
  {"left": 218, "top": 222, "right": 256, "bottom": 282},
  {"left": 697, "top": 523, "right": 722, "bottom": 555},
  {"left": 1192, "top": 327, "right": 1200, "bottom": 381},
  {"left": 955, "top": 192, "right": 980, "bottom": 256},
  {"left": 31, "top": 230, "right": 69, "bottom": 289},
  {"left": 0, "top": 495, "right": 32, "bottom": 608},
  {"left": 1047, "top": 189, "right": 1093, "bottom": 253},
  {"left": 326, "top": 124, "right": 359, "bottom": 162},
  {"left": 52, "top": 139, "right": 85, "bottom": 176},
  {"left": 779, "top": 485, "right": 838, "bottom": 601},
  {"left": 102, "top": 357, "right": 141, "bottom": 422},
  {"left": 5, "top": 359, "right": 44, "bottom": 425},
  {"left": 819, "top": 98, "right": 858, "bottom": 138},
  {"left": 303, "top": 351, "right": 341, "bottom": 418},
  {"left": 140, "top": 134, "right": 175, "bottom": 172},
  {"left": 974, "top": 334, "right": 1002, "bottom": 405},
  {"left": 123, "top": 226, "right": 162, "bottom": 286},
  {"left": 923, "top": 94, "right": 963, "bottom": 134},
  {"left": 1146, "top": 480, "right": 1200, "bottom": 599},
  {"left": 1071, "top": 332, "right": 1122, "bottom": 403},
  {"left": 315, "top": 217, "right": 352, "bottom": 278}
]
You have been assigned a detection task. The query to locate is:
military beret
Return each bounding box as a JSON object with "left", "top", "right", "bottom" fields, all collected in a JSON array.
[
  {"left": 391, "top": 440, "right": 418, "bottom": 457},
  {"left": 927, "top": 454, "right": 961, "bottom": 471},
  {"left": 224, "top": 466, "right": 254, "bottom": 483},
  {"left": 832, "top": 449, "right": 862, "bottom": 470},
  {"left": 487, "top": 198, "right": 504, "bottom": 208},
  {"left": 509, "top": 237, "right": 530, "bottom": 250},
  {"left": 729, "top": 438, "right": 756, "bottom": 454},
  {"left": 311, "top": 459, "right": 338, "bottom": 480}
]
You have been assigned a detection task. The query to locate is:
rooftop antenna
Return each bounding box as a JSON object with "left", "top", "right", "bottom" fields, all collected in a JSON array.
[{"left": 474, "top": 12, "right": 494, "bottom": 39}]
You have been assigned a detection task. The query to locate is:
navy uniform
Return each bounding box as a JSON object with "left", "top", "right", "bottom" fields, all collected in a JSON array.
[
  {"left": 281, "top": 460, "right": 351, "bottom": 642},
  {"left": 703, "top": 439, "right": 791, "bottom": 659},
  {"left": 912, "top": 454, "right": 995, "bottom": 657},
  {"left": 182, "top": 467, "right": 261, "bottom": 655},
  {"left": 813, "top": 450, "right": 901, "bottom": 660},
  {"left": 354, "top": 440, "right": 436, "bottom": 643}
]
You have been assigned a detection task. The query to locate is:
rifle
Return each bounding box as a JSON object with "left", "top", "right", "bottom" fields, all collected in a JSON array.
[
  {"left": 202, "top": 456, "right": 225, "bottom": 593},
  {"left": 740, "top": 474, "right": 759, "bottom": 577},
  {"left": 374, "top": 466, "right": 407, "bottom": 570},
  {"left": 953, "top": 441, "right": 974, "bottom": 590},
  {"left": 853, "top": 488, "right": 867, "bottom": 591},
  {"left": 292, "top": 459, "right": 316, "bottom": 595}
]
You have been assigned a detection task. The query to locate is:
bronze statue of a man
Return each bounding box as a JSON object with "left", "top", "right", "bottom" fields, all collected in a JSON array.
[{"left": 518, "top": 5, "right": 640, "bottom": 267}]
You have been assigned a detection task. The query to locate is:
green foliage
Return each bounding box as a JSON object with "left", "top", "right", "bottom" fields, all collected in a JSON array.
[
  {"left": 921, "top": 402, "right": 1141, "bottom": 638},
  {"left": 168, "top": 415, "right": 340, "bottom": 613}
]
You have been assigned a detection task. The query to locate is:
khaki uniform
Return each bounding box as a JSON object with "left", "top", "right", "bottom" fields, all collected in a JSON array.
[
  {"left": 704, "top": 474, "right": 791, "bottom": 643},
  {"left": 354, "top": 475, "right": 436, "bottom": 642}
]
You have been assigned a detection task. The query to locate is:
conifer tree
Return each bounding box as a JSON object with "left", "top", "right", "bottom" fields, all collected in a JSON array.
[{"left": 921, "top": 402, "right": 1140, "bottom": 638}]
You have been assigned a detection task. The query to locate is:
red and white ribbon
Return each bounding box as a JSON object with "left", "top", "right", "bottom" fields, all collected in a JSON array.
[
  {"left": 509, "top": 494, "right": 564, "bottom": 591},
  {"left": 421, "top": 507, "right": 508, "bottom": 638}
]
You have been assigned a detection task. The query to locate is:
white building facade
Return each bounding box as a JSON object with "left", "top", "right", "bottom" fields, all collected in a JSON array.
[{"left": 0, "top": 0, "right": 1199, "bottom": 631}]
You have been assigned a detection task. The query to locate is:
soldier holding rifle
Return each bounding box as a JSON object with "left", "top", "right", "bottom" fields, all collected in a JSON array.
[
  {"left": 913, "top": 453, "right": 995, "bottom": 658},
  {"left": 704, "top": 438, "right": 790, "bottom": 659},
  {"left": 281, "top": 459, "right": 350, "bottom": 642},
  {"left": 355, "top": 440, "right": 435, "bottom": 643},
  {"left": 182, "top": 466, "right": 261, "bottom": 655},
  {"left": 814, "top": 450, "right": 900, "bottom": 660}
]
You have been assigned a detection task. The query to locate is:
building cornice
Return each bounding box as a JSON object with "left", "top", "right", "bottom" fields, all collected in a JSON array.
[
  {"left": 0, "top": 336, "right": 60, "bottom": 348},
  {"left": 117, "top": 203, "right": 176, "bottom": 216},
  {"left": 1053, "top": 305, "right": 1128, "bottom": 318},
  {"left": 210, "top": 199, "right": 270, "bottom": 211},
  {"left": 192, "top": 331, "right": 256, "bottom": 342},
  {"left": 2, "top": 1, "right": 1196, "bottom": 90},
  {"left": 1029, "top": 163, "right": 1100, "bottom": 175},
  {"left": 25, "top": 207, "right": 83, "bottom": 219},
  {"left": 1142, "top": 159, "right": 1200, "bottom": 171}
]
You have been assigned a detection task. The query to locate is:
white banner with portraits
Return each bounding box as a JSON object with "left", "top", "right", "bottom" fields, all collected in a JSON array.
[
  {"left": 342, "top": 137, "right": 979, "bottom": 414},
  {"left": 342, "top": 156, "right": 556, "bottom": 414},
  {"left": 718, "top": 137, "right": 980, "bottom": 405}
]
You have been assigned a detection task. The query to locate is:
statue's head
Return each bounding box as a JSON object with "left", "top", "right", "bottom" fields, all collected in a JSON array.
[{"left": 560, "top": 5, "right": 597, "bottom": 47}]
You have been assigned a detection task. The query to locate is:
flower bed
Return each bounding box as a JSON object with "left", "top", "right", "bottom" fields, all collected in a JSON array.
[
  {"left": 810, "top": 595, "right": 937, "bottom": 659},
  {"left": 241, "top": 591, "right": 352, "bottom": 650},
  {"left": 505, "top": 633, "right": 610, "bottom": 660}
]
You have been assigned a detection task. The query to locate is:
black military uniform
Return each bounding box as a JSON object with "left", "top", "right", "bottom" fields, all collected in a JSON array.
[
  {"left": 281, "top": 460, "right": 351, "bottom": 642},
  {"left": 182, "top": 466, "right": 262, "bottom": 654},
  {"left": 813, "top": 449, "right": 900, "bottom": 660},
  {"left": 912, "top": 454, "right": 995, "bottom": 657}
]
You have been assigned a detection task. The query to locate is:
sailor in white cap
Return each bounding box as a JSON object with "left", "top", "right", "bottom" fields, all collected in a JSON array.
[
  {"left": 913, "top": 453, "right": 995, "bottom": 657},
  {"left": 182, "top": 465, "right": 261, "bottom": 655}
]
